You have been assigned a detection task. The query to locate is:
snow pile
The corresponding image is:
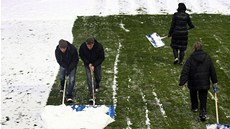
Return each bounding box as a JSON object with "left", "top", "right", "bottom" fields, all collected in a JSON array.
[
  {"left": 41, "top": 105, "right": 114, "bottom": 129},
  {"left": 206, "top": 124, "right": 230, "bottom": 129}
]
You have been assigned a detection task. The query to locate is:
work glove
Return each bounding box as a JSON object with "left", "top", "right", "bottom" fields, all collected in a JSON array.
[
  {"left": 66, "top": 71, "right": 70, "bottom": 76},
  {"left": 65, "top": 75, "right": 69, "bottom": 80},
  {"left": 212, "top": 83, "right": 218, "bottom": 93}
]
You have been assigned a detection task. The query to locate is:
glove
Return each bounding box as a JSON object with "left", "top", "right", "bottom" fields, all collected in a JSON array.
[
  {"left": 65, "top": 67, "right": 70, "bottom": 75},
  {"left": 212, "top": 84, "right": 218, "bottom": 93},
  {"left": 65, "top": 71, "right": 70, "bottom": 76}
]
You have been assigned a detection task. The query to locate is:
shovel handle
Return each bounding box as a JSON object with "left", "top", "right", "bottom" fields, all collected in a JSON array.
[
  {"left": 215, "top": 93, "right": 219, "bottom": 123},
  {"left": 160, "top": 36, "right": 167, "bottom": 39},
  {"left": 91, "top": 71, "right": 96, "bottom": 106},
  {"left": 62, "top": 78, "right": 67, "bottom": 105}
]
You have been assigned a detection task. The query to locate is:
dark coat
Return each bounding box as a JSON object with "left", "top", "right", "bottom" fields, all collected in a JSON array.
[
  {"left": 179, "top": 50, "right": 218, "bottom": 90},
  {"left": 169, "top": 11, "right": 194, "bottom": 50},
  {"left": 55, "top": 42, "right": 79, "bottom": 73},
  {"left": 79, "top": 39, "right": 105, "bottom": 67}
]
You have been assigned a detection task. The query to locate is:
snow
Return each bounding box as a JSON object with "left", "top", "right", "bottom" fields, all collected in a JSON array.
[
  {"left": 41, "top": 105, "right": 114, "bottom": 129},
  {"left": 152, "top": 91, "right": 167, "bottom": 118},
  {"left": 1, "top": 0, "right": 230, "bottom": 129}
]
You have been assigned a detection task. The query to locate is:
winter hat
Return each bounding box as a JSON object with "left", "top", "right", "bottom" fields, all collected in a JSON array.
[
  {"left": 86, "top": 37, "right": 95, "bottom": 44},
  {"left": 59, "top": 39, "right": 68, "bottom": 48},
  {"left": 177, "top": 3, "right": 186, "bottom": 11}
]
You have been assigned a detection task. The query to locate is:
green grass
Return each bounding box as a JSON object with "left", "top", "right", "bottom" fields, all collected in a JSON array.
[{"left": 47, "top": 14, "right": 230, "bottom": 129}]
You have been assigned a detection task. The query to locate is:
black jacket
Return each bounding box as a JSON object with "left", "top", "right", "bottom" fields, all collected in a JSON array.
[
  {"left": 169, "top": 11, "right": 194, "bottom": 50},
  {"left": 79, "top": 39, "right": 105, "bottom": 67},
  {"left": 55, "top": 42, "right": 79, "bottom": 73},
  {"left": 179, "top": 50, "right": 217, "bottom": 90}
]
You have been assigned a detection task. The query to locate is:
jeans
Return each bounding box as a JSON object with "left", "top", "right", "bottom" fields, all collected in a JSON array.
[
  {"left": 84, "top": 65, "right": 101, "bottom": 98},
  {"left": 60, "top": 66, "right": 76, "bottom": 98}
]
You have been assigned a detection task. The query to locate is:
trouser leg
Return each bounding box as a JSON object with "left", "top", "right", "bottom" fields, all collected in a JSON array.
[
  {"left": 67, "top": 67, "right": 76, "bottom": 98},
  {"left": 59, "top": 66, "right": 66, "bottom": 90},
  {"left": 94, "top": 65, "right": 102, "bottom": 89},
  {"left": 179, "top": 49, "right": 185, "bottom": 63},
  {"left": 173, "top": 48, "right": 178, "bottom": 59},
  {"left": 199, "top": 90, "right": 208, "bottom": 114},
  {"left": 190, "top": 89, "right": 198, "bottom": 110},
  {"left": 85, "top": 65, "right": 94, "bottom": 98}
]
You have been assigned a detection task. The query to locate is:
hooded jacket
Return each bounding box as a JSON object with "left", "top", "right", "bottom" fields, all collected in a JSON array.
[
  {"left": 179, "top": 50, "right": 217, "bottom": 90},
  {"left": 168, "top": 9, "right": 194, "bottom": 50},
  {"left": 79, "top": 38, "right": 105, "bottom": 67},
  {"left": 55, "top": 42, "right": 79, "bottom": 73}
]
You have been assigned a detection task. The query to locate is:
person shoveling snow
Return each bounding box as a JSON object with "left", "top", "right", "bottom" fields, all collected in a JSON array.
[
  {"left": 79, "top": 37, "right": 105, "bottom": 103},
  {"left": 55, "top": 39, "right": 79, "bottom": 103}
]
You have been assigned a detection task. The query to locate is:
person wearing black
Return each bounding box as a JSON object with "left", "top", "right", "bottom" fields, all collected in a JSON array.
[
  {"left": 79, "top": 37, "right": 105, "bottom": 102},
  {"left": 179, "top": 42, "right": 218, "bottom": 121},
  {"left": 55, "top": 39, "right": 79, "bottom": 102},
  {"left": 168, "top": 3, "right": 195, "bottom": 65}
]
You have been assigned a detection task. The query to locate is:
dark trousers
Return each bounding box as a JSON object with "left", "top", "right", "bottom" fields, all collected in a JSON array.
[
  {"left": 189, "top": 89, "right": 208, "bottom": 113},
  {"left": 173, "top": 48, "right": 185, "bottom": 63},
  {"left": 84, "top": 65, "right": 102, "bottom": 98}
]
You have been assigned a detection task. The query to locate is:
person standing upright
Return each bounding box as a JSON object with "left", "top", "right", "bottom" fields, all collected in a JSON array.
[
  {"left": 179, "top": 42, "right": 218, "bottom": 121},
  {"left": 55, "top": 39, "right": 79, "bottom": 102},
  {"left": 79, "top": 37, "right": 105, "bottom": 102},
  {"left": 168, "top": 3, "right": 195, "bottom": 65}
]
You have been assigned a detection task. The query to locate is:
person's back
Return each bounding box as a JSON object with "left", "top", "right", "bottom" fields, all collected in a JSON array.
[
  {"left": 169, "top": 3, "right": 194, "bottom": 48},
  {"left": 187, "top": 49, "right": 214, "bottom": 90},
  {"left": 179, "top": 42, "right": 217, "bottom": 121},
  {"left": 168, "top": 3, "right": 194, "bottom": 64},
  {"left": 171, "top": 11, "right": 190, "bottom": 45}
]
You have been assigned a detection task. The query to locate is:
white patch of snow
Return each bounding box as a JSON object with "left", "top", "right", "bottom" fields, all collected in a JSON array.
[
  {"left": 152, "top": 90, "right": 167, "bottom": 118},
  {"left": 119, "top": 21, "right": 130, "bottom": 32},
  {"left": 112, "top": 41, "right": 122, "bottom": 114},
  {"left": 126, "top": 117, "right": 132, "bottom": 129},
  {"left": 140, "top": 90, "right": 151, "bottom": 129}
]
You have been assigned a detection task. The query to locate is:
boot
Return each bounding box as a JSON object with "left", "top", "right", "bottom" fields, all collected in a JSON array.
[{"left": 200, "top": 110, "right": 206, "bottom": 121}]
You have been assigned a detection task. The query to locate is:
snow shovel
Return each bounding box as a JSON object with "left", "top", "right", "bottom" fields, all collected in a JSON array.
[
  {"left": 91, "top": 70, "right": 96, "bottom": 106},
  {"left": 62, "top": 77, "right": 67, "bottom": 105},
  {"left": 69, "top": 66, "right": 115, "bottom": 119},
  {"left": 206, "top": 85, "right": 230, "bottom": 129},
  {"left": 146, "top": 32, "right": 166, "bottom": 48}
]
